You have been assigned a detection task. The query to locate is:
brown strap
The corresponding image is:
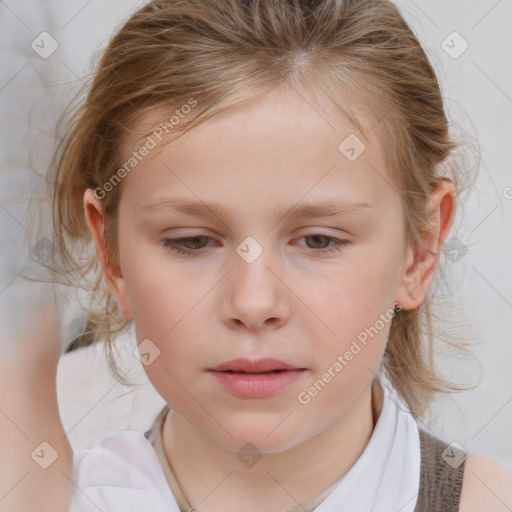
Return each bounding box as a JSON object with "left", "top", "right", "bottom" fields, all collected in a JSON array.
[{"left": 413, "top": 428, "right": 467, "bottom": 512}]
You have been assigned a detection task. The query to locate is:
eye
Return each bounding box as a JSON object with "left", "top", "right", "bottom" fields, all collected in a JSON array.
[
  {"left": 297, "top": 234, "right": 349, "bottom": 254},
  {"left": 161, "top": 236, "right": 212, "bottom": 255},
  {"left": 161, "top": 234, "right": 350, "bottom": 256}
]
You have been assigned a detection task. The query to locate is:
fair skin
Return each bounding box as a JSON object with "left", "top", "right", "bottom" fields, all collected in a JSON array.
[
  {"left": 84, "top": 84, "right": 512, "bottom": 511},
  {"left": 0, "top": 282, "right": 73, "bottom": 512}
]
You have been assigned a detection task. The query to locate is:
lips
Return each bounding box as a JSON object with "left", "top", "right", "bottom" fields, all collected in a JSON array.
[
  {"left": 208, "top": 358, "right": 307, "bottom": 398},
  {"left": 209, "top": 358, "right": 304, "bottom": 373}
]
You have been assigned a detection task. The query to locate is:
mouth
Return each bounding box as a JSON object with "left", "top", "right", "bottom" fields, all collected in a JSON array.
[
  {"left": 219, "top": 369, "right": 292, "bottom": 374},
  {"left": 209, "top": 357, "right": 306, "bottom": 373},
  {"left": 208, "top": 358, "right": 307, "bottom": 398}
]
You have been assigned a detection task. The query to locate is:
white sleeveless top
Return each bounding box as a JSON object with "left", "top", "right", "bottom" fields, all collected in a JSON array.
[{"left": 68, "top": 383, "right": 420, "bottom": 512}]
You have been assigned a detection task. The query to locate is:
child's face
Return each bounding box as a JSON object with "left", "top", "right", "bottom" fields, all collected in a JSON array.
[{"left": 104, "top": 85, "right": 411, "bottom": 451}]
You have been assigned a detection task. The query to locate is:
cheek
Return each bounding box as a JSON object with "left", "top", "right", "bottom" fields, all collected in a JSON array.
[
  {"left": 124, "top": 259, "right": 208, "bottom": 405},
  {"left": 122, "top": 250, "right": 214, "bottom": 370},
  {"left": 305, "top": 245, "right": 402, "bottom": 367},
  {"left": 120, "top": 235, "right": 189, "bottom": 330}
]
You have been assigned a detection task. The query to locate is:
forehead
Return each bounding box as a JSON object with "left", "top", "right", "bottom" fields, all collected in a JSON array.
[{"left": 117, "top": 86, "right": 397, "bottom": 213}]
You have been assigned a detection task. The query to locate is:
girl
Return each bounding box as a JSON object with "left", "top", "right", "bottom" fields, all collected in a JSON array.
[{"left": 4, "top": 0, "right": 512, "bottom": 511}]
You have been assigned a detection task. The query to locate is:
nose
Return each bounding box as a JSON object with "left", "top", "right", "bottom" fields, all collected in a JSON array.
[{"left": 219, "top": 247, "right": 290, "bottom": 332}]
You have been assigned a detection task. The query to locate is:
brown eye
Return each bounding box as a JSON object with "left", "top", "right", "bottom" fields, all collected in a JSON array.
[
  {"left": 297, "top": 234, "right": 349, "bottom": 254},
  {"left": 161, "top": 234, "right": 350, "bottom": 257},
  {"left": 304, "top": 234, "right": 332, "bottom": 250},
  {"left": 162, "top": 236, "right": 212, "bottom": 255}
]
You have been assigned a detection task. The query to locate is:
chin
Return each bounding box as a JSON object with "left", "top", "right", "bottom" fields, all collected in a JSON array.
[{"left": 205, "top": 417, "right": 310, "bottom": 454}]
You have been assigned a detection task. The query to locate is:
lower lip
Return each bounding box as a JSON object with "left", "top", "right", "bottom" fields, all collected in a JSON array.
[{"left": 209, "top": 369, "right": 306, "bottom": 398}]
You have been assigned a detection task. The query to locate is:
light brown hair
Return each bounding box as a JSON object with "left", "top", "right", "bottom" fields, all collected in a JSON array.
[{"left": 51, "top": 0, "right": 479, "bottom": 420}]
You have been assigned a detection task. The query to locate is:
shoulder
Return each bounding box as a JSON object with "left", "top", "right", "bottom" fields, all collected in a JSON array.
[
  {"left": 69, "top": 430, "right": 174, "bottom": 512},
  {"left": 73, "top": 430, "right": 161, "bottom": 480},
  {"left": 74, "top": 429, "right": 153, "bottom": 461},
  {"left": 459, "top": 454, "right": 512, "bottom": 512}
]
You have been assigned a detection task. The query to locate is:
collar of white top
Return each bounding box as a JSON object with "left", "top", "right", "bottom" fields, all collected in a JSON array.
[{"left": 312, "top": 383, "right": 421, "bottom": 512}]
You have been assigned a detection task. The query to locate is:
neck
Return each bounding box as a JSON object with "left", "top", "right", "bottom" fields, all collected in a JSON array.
[{"left": 162, "top": 381, "right": 384, "bottom": 512}]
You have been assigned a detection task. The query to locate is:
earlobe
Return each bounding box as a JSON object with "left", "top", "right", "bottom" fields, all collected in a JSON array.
[
  {"left": 396, "top": 178, "right": 457, "bottom": 310},
  {"left": 83, "top": 188, "right": 133, "bottom": 321}
]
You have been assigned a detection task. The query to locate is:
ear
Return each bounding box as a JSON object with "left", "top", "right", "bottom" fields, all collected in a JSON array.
[
  {"left": 396, "top": 178, "right": 457, "bottom": 310},
  {"left": 83, "top": 188, "right": 133, "bottom": 321}
]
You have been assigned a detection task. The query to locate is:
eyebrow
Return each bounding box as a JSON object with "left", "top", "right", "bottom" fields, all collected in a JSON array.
[{"left": 141, "top": 197, "right": 373, "bottom": 220}]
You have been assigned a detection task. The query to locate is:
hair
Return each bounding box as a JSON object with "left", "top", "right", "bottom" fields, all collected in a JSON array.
[{"left": 51, "top": 0, "right": 480, "bottom": 421}]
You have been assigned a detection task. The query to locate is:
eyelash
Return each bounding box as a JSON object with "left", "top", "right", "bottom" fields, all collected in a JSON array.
[{"left": 161, "top": 234, "right": 350, "bottom": 256}]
